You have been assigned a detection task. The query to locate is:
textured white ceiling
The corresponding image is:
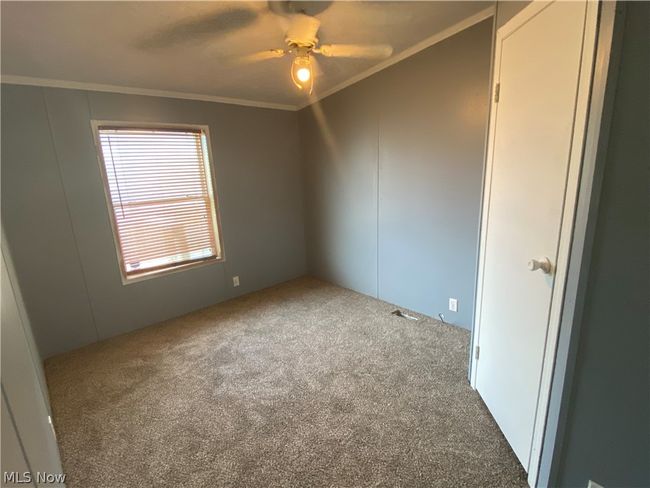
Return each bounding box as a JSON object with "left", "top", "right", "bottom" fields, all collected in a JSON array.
[{"left": 1, "top": 1, "right": 491, "bottom": 109}]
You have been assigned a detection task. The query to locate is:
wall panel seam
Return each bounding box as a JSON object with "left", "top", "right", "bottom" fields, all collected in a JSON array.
[
  {"left": 376, "top": 109, "right": 380, "bottom": 299},
  {"left": 41, "top": 88, "right": 100, "bottom": 342}
]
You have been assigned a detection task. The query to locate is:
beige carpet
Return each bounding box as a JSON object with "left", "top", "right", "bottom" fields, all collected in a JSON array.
[{"left": 45, "top": 277, "right": 527, "bottom": 487}]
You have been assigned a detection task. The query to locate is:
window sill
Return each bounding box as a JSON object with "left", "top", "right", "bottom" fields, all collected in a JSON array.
[{"left": 120, "top": 255, "right": 224, "bottom": 285}]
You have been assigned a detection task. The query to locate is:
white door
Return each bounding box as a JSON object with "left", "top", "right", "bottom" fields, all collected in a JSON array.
[
  {"left": 473, "top": 1, "right": 591, "bottom": 472},
  {"left": 1, "top": 243, "right": 66, "bottom": 486}
]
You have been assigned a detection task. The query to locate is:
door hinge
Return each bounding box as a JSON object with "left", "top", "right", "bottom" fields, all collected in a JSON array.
[
  {"left": 494, "top": 83, "right": 500, "bottom": 103},
  {"left": 475, "top": 346, "right": 480, "bottom": 360}
]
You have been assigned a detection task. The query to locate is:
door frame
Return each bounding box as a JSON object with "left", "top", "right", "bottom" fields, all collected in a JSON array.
[{"left": 469, "top": 1, "right": 600, "bottom": 485}]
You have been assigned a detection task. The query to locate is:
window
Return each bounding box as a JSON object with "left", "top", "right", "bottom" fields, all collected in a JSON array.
[{"left": 94, "top": 124, "right": 223, "bottom": 282}]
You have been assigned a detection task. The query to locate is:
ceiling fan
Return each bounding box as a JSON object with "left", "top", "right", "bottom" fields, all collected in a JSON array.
[{"left": 234, "top": 12, "right": 393, "bottom": 94}]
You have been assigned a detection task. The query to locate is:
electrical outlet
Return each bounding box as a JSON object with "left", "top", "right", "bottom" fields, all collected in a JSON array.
[
  {"left": 587, "top": 481, "right": 604, "bottom": 488},
  {"left": 449, "top": 298, "right": 458, "bottom": 312},
  {"left": 232, "top": 276, "right": 240, "bottom": 287}
]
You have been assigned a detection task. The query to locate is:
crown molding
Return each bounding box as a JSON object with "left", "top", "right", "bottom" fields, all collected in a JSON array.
[
  {"left": 298, "top": 5, "right": 495, "bottom": 110},
  {"left": 1, "top": 6, "right": 494, "bottom": 113},
  {"left": 0, "top": 76, "right": 298, "bottom": 111}
]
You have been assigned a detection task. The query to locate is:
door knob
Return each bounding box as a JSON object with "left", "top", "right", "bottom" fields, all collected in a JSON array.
[{"left": 528, "top": 257, "right": 552, "bottom": 274}]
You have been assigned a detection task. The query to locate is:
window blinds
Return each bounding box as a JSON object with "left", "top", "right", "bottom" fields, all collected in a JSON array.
[{"left": 97, "top": 127, "right": 221, "bottom": 278}]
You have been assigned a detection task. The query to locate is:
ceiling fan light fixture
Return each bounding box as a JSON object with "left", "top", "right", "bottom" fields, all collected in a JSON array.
[
  {"left": 296, "top": 67, "right": 311, "bottom": 82},
  {"left": 225, "top": 10, "right": 393, "bottom": 94},
  {"left": 290, "top": 54, "right": 313, "bottom": 94}
]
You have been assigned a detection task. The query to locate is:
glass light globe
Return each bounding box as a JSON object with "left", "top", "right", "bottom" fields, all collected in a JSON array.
[{"left": 296, "top": 67, "right": 311, "bottom": 82}]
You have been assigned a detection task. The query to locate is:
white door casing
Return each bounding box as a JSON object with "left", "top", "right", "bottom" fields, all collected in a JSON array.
[{"left": 471, "top": 1, "right": 598, "bottom": 485}]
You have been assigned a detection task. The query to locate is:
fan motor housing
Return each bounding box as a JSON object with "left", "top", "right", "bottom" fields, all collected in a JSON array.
[{"left": 286, "top": 40, "right": 316, "bottom": 55}]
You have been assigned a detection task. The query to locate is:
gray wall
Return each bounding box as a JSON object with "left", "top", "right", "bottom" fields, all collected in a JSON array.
[
  {"left": 299, "top": 19, "right": 492, "bottom": 328},
  {"left": 1, "top": 86, "right": 306, "bottom": 358},
  {"left": 553, "top": 2, "right": 650, "bottom": 486}
]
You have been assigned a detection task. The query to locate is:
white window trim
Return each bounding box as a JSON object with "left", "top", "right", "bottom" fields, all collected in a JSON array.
[{"left": 91, "top": 120, "right": 226, "bottom": 285}]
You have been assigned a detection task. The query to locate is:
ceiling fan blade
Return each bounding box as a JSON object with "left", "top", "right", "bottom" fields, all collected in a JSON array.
[
  {"left": 286, "top": 13, "right": 321, "bottom": 43},
  {"left": 232, "top": 49, "right": 287, "bottom": 64},
  {"left": 138, "top": 8, "right": 257, "bottom": 49},
  {"left": 317, "top": 44, "right": 393, "bottom": 59}
]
